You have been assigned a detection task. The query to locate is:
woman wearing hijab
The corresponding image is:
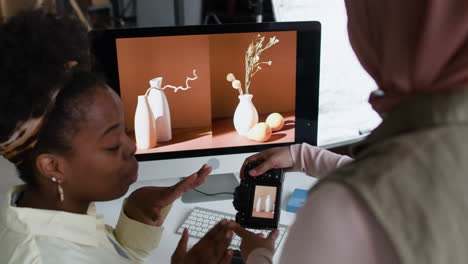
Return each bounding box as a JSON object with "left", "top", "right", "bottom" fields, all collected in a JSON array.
[
  {"left": 0, "top": 11, "right": 235, "bottom": 264},
  {"left": 235, "top": 0, "right": 468, "bottom": 263}
]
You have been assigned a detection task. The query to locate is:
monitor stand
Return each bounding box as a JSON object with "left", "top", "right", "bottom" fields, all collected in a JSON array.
[{"left": 181, "top": 173, "right": 239, "bottom": 203}]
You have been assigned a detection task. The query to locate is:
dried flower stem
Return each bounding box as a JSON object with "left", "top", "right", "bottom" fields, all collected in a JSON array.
[
  {"left": 244, "top": 35, "right": 279, "bottom": 94},
  {"left": 226, "top": 73, "right": 244, "bottom": 96},
  {"left": 145, "top": 70, "right": 198, "bottom": 96}
]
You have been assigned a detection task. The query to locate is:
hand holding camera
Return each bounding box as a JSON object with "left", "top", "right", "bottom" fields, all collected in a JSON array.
[
  {"left": 233, "top": 160, "right": 284, "bottom": 229},
  {"left": 240, "top": 146, "right": 292, "bottom": 178}
]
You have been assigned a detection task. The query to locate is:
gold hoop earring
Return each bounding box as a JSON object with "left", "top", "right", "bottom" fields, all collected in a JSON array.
[{"left": 51, "top": 177, "right": 64, "bottom": 202}]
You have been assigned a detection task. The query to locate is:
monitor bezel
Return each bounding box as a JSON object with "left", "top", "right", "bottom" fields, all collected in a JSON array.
[{"left": 90, "top": 21, "right": 321, "bottom": 162}]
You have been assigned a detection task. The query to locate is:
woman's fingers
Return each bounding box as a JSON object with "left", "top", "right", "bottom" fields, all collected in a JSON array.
[
  {"left": 171, "top": 164, "right": 212, "bottom": 198},
  {"left": 218, "top": 249, "right": 234, "bottom": 264},
  {"left": 191, "top": 164, "right": 211, "bottom": 187},
  {"left": 199, "top": 220, "right": 237, "bottom": 261},
  {"left": 174, "top": 221, "right": 238, "bottom": 264},
  {"left": 154, "top": 208, "right": 170, "bottom": 227},
  {"left": 240, "top": 153, "right": 265, "bottom": 178},
  {"left": 172, "top": 228, "right": 189, "bottom": 263},
  {"left": 203, "top": 219, "right": 231, "bottom": 241},
  {"left": 267, "top": 229, "right": 279, "bottom": 242},
  {"left": 233, "top": 225, "right": 254, "bottom": 239},
  {"left": 241, "top": 147, "right": 293, "bottom": 178},
  {"left": 249, "top": 159, "right": 275, "bottom": 177},
  {"left": 213, "top": 222, "right": 236, "bottom": 261}
]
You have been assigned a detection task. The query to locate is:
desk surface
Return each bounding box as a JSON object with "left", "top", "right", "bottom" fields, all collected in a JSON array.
[
  {"left": 133, "top": 112, "right": 295, "bottom": 155},
  {"left": 96, "top": 171, "right": 317, "bottom": 263}
]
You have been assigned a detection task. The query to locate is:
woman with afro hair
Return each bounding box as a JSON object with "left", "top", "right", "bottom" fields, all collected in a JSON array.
[{"left": 0, "top": 10, "right": 236, "bottom": 264}]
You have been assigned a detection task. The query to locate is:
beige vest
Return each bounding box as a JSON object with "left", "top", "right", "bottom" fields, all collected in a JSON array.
[{"left": 321, "top": 90, "right": 468, "bottom": 264}]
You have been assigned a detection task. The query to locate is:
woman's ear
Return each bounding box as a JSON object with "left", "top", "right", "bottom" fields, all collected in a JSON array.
[{"left": 35, "top": 153, "right": 67, "bottom": 183}]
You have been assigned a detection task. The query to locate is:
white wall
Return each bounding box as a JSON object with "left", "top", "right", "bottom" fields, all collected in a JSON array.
[{"left": 0, "top": 157, "right": 21, "bottom": 195}]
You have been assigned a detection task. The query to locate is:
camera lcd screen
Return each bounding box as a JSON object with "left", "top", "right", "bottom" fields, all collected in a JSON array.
[{"left": 252, "top": 185, "right": 277, "bottom": 219}]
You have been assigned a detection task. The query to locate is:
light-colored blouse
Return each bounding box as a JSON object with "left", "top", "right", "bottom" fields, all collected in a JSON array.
[{"left": 0, "top": 185, "right": 170, "bottom": 264}]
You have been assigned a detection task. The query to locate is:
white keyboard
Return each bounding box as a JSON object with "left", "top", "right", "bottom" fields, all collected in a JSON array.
[{"left": 176, "top": 207, "right": 288, "bottom": 249}]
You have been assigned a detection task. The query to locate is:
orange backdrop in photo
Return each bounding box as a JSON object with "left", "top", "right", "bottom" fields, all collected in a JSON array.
[
  {"left": 115, "top": 35, "right": 212, "bottom": 131},
  {"left": 253, "top": 186, "right": 277, "bottom": 212},
  {"left": 209, "top": 31, "right": 297, "bottom": 119}
]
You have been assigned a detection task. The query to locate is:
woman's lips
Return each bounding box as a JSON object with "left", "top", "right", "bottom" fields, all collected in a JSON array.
[
  {"left": 129, "top": 171, "right": 138, "bottom": 182},
  {"left": 128, "top": 162, "right": 139, "bottom": 183}
]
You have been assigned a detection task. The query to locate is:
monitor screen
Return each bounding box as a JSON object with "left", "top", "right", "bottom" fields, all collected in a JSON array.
[{"left": 90, "top": 22, "right": 320, "bottom": 162}]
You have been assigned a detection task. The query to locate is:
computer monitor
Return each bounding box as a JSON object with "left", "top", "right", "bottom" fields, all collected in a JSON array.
[{"left": 90, "top": 22, "right": 321, "bottom": 182}]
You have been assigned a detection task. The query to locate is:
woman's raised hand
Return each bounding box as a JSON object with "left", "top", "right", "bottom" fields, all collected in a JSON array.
[{"left": 124, "top": 164, "right": 212, "bottom": 226}]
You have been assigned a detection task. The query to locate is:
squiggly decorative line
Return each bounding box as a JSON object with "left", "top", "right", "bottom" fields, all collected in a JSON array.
[
  {"left": 161, "top": 69, "right": 198, "bottom": 93},
  {"left": 145, "top": 70, "right": 198, "bottom": 95}
]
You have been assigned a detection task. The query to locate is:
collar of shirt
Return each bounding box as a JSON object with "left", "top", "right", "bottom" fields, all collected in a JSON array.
[
  {"left": 352, "top": 89, "right": 468, "bottom": 155},
  {"left": 1, "top": 185, "right": 103, "bottom": 247}
]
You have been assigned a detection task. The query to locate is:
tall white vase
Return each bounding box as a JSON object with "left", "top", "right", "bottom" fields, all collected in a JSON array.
[
  {"left": 148, "top": 77, "right": 172, "bottom": 142},
  {"left": 256, "top": 196, "right": 262, "bottom": 212},
  {"left": 265, "top": 194, "right": 271, "bottom": 213},
  {"left": 233, "top": 94, "right": 259, "bottom": 136},
  {"left": 134, "top": 95, "right": 157, "bottom": 149}
]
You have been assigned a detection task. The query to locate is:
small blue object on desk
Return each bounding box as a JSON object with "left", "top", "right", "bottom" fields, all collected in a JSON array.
[{"left": 286, "top": 188, "right": 308, "bottom": 213}]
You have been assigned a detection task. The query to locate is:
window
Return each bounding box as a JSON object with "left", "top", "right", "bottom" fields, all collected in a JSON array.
[{"left": 273, "top": 0, "right": 381, "bottom": 147}]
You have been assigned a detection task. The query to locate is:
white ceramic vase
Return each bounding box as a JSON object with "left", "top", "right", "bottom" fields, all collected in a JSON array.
[
  {"left": 233, "top": 94, "right": 259, "bottom": 136},
  {"left": 265, "top": 194, "right": 271, "bottom": 213},
  {"left": 134, "top": 95, "right": 157, "bottom": 149},
  {"left": 256, "top": 196, "right": 262, "bottom": 212},
  {"left": 148, "top": 77, "right": 172, "bottom": 142}
]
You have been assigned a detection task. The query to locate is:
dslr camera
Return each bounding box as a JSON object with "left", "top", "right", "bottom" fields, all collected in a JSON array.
[{"left": 233, "top": 161, "right": 284, "bottom": 229}]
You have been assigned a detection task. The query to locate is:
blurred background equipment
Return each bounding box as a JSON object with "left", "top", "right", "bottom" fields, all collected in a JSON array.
[{"left": 1, "top": 0, "right": 274, "bottom": 28}]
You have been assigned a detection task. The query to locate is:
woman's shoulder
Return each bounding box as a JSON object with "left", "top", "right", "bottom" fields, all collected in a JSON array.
[
  {"left": 0, "top": 225, "right": 129, "bottom": 264},
  {"left": 0, "top": 186, "right": 41, "bottom": 263},
  {"left": 33, "top": 236, "right": 130, "bottom": 264},
  {"left": 0, "top": 223, "right": 43, "bottom": 264}
]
